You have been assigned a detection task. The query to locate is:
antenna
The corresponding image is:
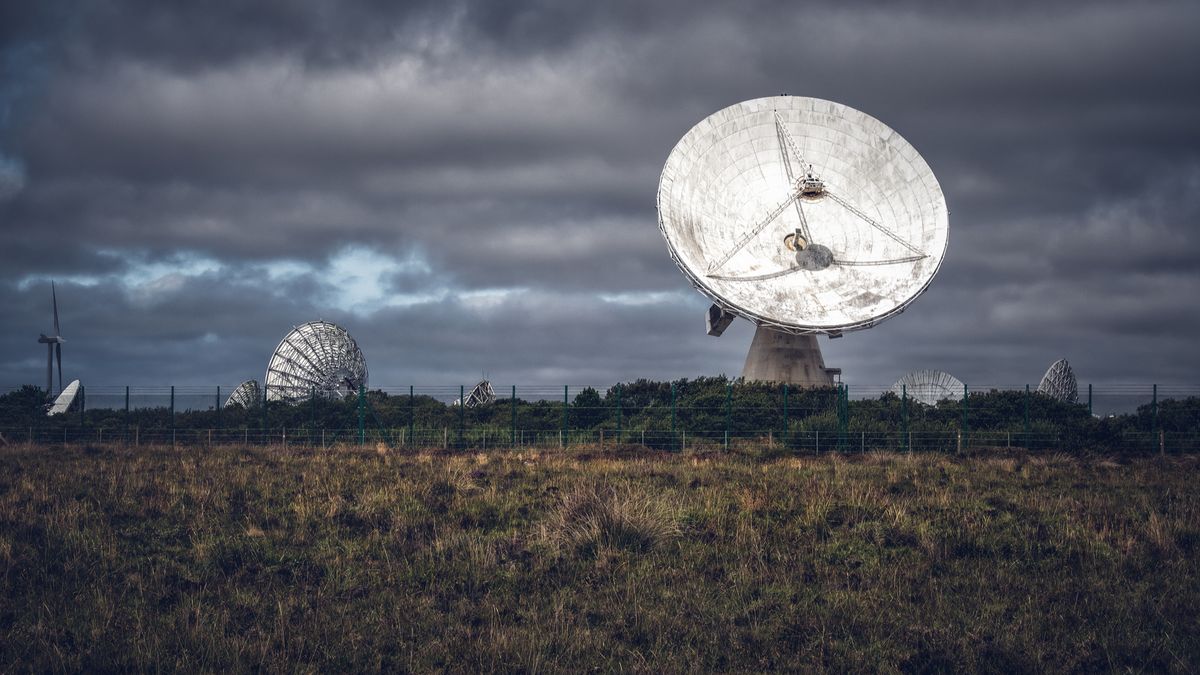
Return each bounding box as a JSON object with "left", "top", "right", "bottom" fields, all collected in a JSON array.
[
  {"left": 454, "top": 380, "right": 497, "bottom": 408},
  {"left": 1037, "top": 359, "right": 1078, "bottom": 403},
  {"left": 657, "top": 96, "right": 949, "bottom": 386},
  {"left": 263, "top": 321, "right": 368, "bottom": 403},
  {"left": 891, "top": 370, "right": 965, "bottom": 406},
  {"left": 224, "top": 380, "right": 262, "bottom": 408},
  {"left": 47, "top": 379, "right": 81, "bottom": 416}
]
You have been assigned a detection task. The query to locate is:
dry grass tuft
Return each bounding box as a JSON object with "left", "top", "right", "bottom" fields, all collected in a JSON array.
[{"left": 541, "top": 483, "right": 679, "bottom": 556}]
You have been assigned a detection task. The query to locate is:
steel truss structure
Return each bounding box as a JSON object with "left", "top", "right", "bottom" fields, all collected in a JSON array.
[
  {"left": 224, "top": 380, "right": 261, "bottom": 408},
  {"left": 455, "top": 380, "right": 497, "bottom": 408},
  {"left": 1038, "top": 359, "right": 1078, "bottom": 403},
  {"left": 264, "top": 321, "right": 368, "bottom": 403},
  {"left": 891, "top": 369, "right": 965, "bottom": 407}
]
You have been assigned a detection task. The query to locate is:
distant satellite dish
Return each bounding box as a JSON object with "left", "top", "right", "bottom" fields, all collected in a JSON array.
[
  {"left": 891, "top": 370, "right": 964, "bottom": 406},
  {"left": 1037, "top": 359, "right": 1078, "bottom": 403},
  {"left": 47, "top": 379, "right": 81, "bottom": 416},
  {"left": 224, "top": 380, "right": 261, "bottom": 408},
  {"left": 454, "top": 380, "right": 496, "bottom": 408},
  {"left": 657, "top": 96, "right": 949, "bottom": 386},
  {"left": 264, "top": 321, "right": 368, "bottom": 402}
]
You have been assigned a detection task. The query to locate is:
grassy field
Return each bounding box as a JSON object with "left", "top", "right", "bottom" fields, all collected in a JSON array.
[{"left": 1, "top": 443, "right": 1197, "bottom": 672}]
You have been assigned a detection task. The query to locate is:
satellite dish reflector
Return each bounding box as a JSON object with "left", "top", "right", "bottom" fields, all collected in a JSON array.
[
  {"left": 47, "top": 379, "right": 81, "bottom": 416},
  {"left": 264, "top": 321, "right": 367, "bottom": 402},
  {"left": 454, "top": 380, "right": 497, "bottom": 408},
  {"left": 1037, "top": 359, "right": 1078, "bottom": 403},
  {"left": 657, "top": 96, "right": 949, "bottom": 386},
  {"left": 224, "top": 380, "right": 261, "bottom": 408},
  {"left": 657, "top": 96, "right": 948, "bottom": 334},
  {"left": 891, "top": 370, "right": 964, "bottom": 406}
]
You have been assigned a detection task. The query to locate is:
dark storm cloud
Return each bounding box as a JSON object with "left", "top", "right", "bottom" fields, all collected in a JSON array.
[{"left": 1, "top": 0, "right": 1198, "bottom": 389}]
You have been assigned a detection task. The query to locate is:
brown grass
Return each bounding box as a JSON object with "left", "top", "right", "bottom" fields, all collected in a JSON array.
[{"left": 0, "top": 444, "right": 1197, "bottom": 672}]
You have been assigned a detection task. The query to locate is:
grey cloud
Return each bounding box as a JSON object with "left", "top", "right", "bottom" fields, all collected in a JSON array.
[{"left": 1, "top": 0, "right": 1198, "bottom": 390}]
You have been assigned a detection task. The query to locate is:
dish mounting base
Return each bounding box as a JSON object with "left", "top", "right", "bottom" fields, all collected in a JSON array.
[{"left": 741, "top": 326, "right": 838, "bottom": 388}]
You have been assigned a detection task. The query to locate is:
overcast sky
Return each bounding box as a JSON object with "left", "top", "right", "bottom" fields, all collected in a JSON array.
[{"left": 1, "top": 0, "right": 1198, "bottom": 393}]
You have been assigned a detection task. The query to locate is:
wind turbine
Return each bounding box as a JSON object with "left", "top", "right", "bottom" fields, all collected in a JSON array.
[{"left": 36, "top": 282, "right": 65, "bottom": 398}]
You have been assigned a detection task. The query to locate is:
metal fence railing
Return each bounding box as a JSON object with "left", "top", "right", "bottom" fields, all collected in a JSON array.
[{"left": 1, "top": 380, "right": 1197, "bottom": 454}]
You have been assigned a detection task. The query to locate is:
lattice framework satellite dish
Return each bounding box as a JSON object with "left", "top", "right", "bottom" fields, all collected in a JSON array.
[
  {"left": 1037, "top": 359, "right": 1078, "bottom": 403},
  {"left": 264, "top": 321, "right": 368, "bottom": 402},
  {"left": 891, "top": 370, "right": 964, "bottom": 406},
  {"left": 225, "top": 379, "right": 261, "bottom": 408},
  {"left": 454, "top": 380, "right": 497, "bottom": 408},
  {"left": 657, "top": 96, "right": 949, "bottom": 386}
]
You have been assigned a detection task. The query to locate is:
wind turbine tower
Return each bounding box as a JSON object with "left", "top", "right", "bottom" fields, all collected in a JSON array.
[{"left": 36, "top": 282, "right": 65, "bottom": 398}]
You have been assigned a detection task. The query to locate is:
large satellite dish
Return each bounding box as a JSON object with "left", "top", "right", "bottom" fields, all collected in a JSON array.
[
  {"left": 264, "top": 321, "right": 368, "bottom": 402},
  {"left": 891, "top": 370, "right": 964, "bottom": 406},
  {"left": 1037, "top": 359, "right": 1078, "bottom": 403},
  {"left": 657, "top": 96, "right": 949, "bottom": 385}
]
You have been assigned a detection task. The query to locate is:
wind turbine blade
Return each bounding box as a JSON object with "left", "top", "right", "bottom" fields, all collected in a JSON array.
[
  {"left": 52, "top": 281, "right": 60, "bottom": 335},
  {"left": 56, "top": 343, "right": 63, "bottom": 392}
]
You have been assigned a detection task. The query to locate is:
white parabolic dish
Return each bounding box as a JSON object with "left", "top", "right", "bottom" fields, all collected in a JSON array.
[
  {"left": 657, "top": 96, "right": 949, "bottom": 334},
  {"left": 264, "top": 321, "right": 368, "bottom": 402}
]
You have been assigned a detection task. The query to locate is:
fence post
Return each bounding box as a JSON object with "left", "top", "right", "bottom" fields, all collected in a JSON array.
[
  {"left": 901, "top": 384, "right": 909, "bottom": 452},
  {"left": 616, "top": 384, "right": 622, "bottom": 444},
  {"left": 1024, "top": 384, "right": 1031, "bottom": 448},
  {"left": 671, "top": 383, "right": 677, "bottom": 452},
  {"left": 170, "top": 385, "right": 175, "bottom": 434},
  {"left": 409, "top": 385, "right": 415, "bottom": 449},
  {"left": 80, "top": 385, "right": 85, "bottom": 428},
  {"left": 216, "top": 386, "right": 221, "bottom": 432},
  {"left": 1087, "top": 383, "right": 1093, "bottom": 417},
  {"left": 511, "top": 385, "right": 517, "bottom": 448},
  {"left": 782, "top": 384, "right": 789, "bottom": 448},
  {"left": 725, "top": 383, "right": 732, "bottom": 451},
  {"left": 1151, "top": 384, "right": 1158, "bottom": 449},
  {"left": 961, "top": 383, "right": 968, "bottom": 450},
  {"left": 357, "top": 384, "right": 365, "bottom": 446},
  {"left": 262, "top": 384, "right": 269, "bottom": 445},
  {"left": 125, "top": 386, "right": 130, "bottom": 444},
  {"left": 459, "top": 385, "right": 466, "bottom": 450},
  {"left": 561, "top": 385, "right": 569, "bottom": 449},
  {"left": 837, "top": 384, "right": 848, "bottom": 451}
]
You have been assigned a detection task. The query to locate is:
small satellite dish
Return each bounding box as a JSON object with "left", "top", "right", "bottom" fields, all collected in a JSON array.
[
  {"left": 657, "top": 96, "right": 949, "bottom": 386},
  {"left": 47, "top": 379, "right": 81, "bottom": 416},
  {"left": 891, "top": 370, "right": 964, "bottom": 406},
  {"left": 454, "top": 380, "right": 497, "bottom": 408},
  {"left": 264, "top": 321, "right": 367, "bottom": 402},
  {"left": 1037, "top": 359, "right": 1078, "bottom": 403},
  {"left": 224, "top": 380, "right": 261, "bottom": 408}
]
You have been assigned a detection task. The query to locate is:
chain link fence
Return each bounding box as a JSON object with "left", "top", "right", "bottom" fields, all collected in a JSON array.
[{"left": 2, "top": 380, "right": 1197, "bottom": 453}]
